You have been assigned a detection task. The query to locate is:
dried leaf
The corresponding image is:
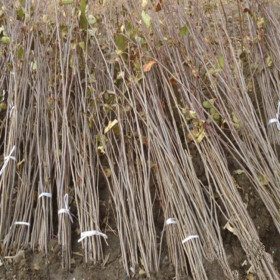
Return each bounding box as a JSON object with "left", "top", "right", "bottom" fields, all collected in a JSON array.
[
  {"left": 104, "top": 168, "right": 111, "bottom": 178},
  {"left": 116, "top": 71, "right": 125, "bottom": 80},
  {"left": 243, "top": 8, "right": 253, "bottom": 17},
  {"left": 33, "top": 263, "right": 40, "bottom": 271},
  {"left": 143, "top": 60, "right": 156, "bottom": 72},
  {"left": 98, "top": 146, "right": 105, "bottom": 154},
  {"left": 187, "top": 127, "right": 206, "bottom": 144},
  {"left": 247, "top": 274, "right": 255, "bottom": 280},
  {"left": 155, "top": 1, "right": 162, "bottom": 12},
  {"left": 223, "top": 222, "right": 237, "bottom": 236},
  {"left": 72, "top": 251, "right": 83, "bottom": 257},
  {"left": 139, "top": 269, "right": 146, "bottom": 275},
  {"left": 233, "top": 169, "right": 244, "bottom": 175},
  {"left": 17, "top": 159, "right": 25, "bottom": 168},
  {"left": 169, "top": 76, "right": 177, "bottom": 85},
  {"left": 104, "top": 119, "right": 119, "bottom": 134},
  {"left": 103, "top": 253, "right": 110, "bottom": 267},
  {"left": 142, "top": 0, "right": 148, "bottom": 9},
  {"left": 195, "top": 128, "right": 206, "bottom": 144},
  {"left": 13, "top": 250, "right": 25, "bottom": 264}
]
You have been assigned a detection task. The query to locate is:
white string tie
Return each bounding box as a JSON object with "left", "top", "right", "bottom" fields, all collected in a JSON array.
[
  {"left": 165, "top": 218, "right": 177, "bottom": 226},
  {"left": 182, "top": 235, "right": 199, "bottom": 244},
  {"left": 14, "top": 222, "right": 30, "bottom": 226},
  {"left": 78, "top": 230, "right": 108, "bottom": 243},
  {"left": 0, "top": 146, "right": 16, "bottom": 176},
  {"left": 58, "top": 194, "right": 73, "bottom": 223},
  {"left": 267, "top": 100, "right": 280, "bottom": 130},
  {"left": 38, "top": 192, "right": 52, "bottom": 199}
]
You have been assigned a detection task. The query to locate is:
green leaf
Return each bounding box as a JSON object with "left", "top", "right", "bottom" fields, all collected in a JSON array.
[
  {"left": 88, "top": 28, "right": 97, "bottom": 37},
  {"left": 184, "top": 109, "right": 196, "bottom": 121},
  {"left": 179, "top": 26, "right": 189, "bottom": 37},
  {"left": 257, "top": 17, "right": 266, "bottom": 29},
  {"left": 0, "top": 102, "right": 6, "bottom": 112},
  {"left": 141, "top": 10, "right": 151, "bottom": 28},
  {"left": 125, "top": 20, "right": 132, "bottom": 36},
  {"left": 210, "top": 107, "right": 220, "bottom": 121},
  {"left": 218, "top": 55, "right": 224, "bottom": 68},
  {"left": 78, "top": 41, "right": 85, "bottom": 49},
  {"left": 258, "top": 174, "right": 268, "bottom": 186},
  {"left": 88, "top": 15, "right": 96, "bottom": 25},
  {"left": 1, "top": 36, "right": 10, "bottom": 44},
  {"left": 60, "top": 0, "right": 73, "bottom": 4},
  {"left": 203, "top": 99, "right": 215, "bottom": 109},
  {"left": 232, "top": 112, "right": 239, "bottom": 123},
  {"left": 79, "top": 0, "right": 88, "bottom": 30},
  {"left": 232, "top": 112, "right": 241, "bottom": 130},
  {"left": 17, "top": 8, "right": 25, "bottom": 21},
  {"left": 18, "top": 46, "right": 23, "bottom": 59},
  {"left": 31, "top": 61, "right": 37, "bottom": 71},
  {"left": 209, "top": 68, "right": 222, "bottom": 75},
  {"left": 115, "top": 34, "right": 128, "bottom": 51},
  {"left": 266, "top": 56, "right": 273, "bottom": 68}
]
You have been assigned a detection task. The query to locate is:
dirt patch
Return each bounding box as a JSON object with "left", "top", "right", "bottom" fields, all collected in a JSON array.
[
  {"left": 1, "top": 156, "right": 279, "bottom": 280},
  {"left": 0, "top": 234, "right": 176, "bottom": 280}
]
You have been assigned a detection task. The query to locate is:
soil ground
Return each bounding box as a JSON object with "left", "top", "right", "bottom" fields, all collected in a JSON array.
[{"left": 0, "top": 155, "right": 279, "bottom": 280}]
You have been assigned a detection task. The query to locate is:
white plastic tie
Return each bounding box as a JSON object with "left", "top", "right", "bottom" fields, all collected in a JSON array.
[
  {"left": 182, "top": 235, "right": 199, "bottom": 244},
  {"left": 165, "top": 218, "right": 177, "bottom": 226},
  {"left": 14, "top": 222, "right": 30, "bottom": 226},
  {"left": 38, "top": 192, "right": 52, "bottom": 199},
  {"left": 267, "top": 100, "right": 280, "bottom": 130},
  {"left": 58, "top": 194, "right": 73, "bottom": 223},
  {"left": 0, "top": 146, "right": 16, "bottom": 176},
  {"left": 78, "top": 230, "right": 108, "bottom": 243}
]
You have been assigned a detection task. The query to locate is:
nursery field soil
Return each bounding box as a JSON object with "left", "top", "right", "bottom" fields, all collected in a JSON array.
[{"left": 0, "top": 163, "right": 279, "bottom": 280}]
